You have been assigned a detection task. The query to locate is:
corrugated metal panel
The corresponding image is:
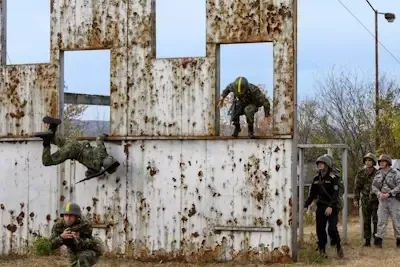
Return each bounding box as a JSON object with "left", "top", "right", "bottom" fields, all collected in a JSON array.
[
  {"left": 0, "top": 0, "right": 5, "bottom": 65},
  {"left": 206, "top": 0, "right": 292, "bottom": 44},
  {"left": 0, "top": 141, "right": 58, "bottom": 254},
  {"left": 51, "top": 0, "right": 128, "bottom": 51},
  {"left": 110, "top": 48, "right": 128, "bottom": 136},
  {"left": 126, "top": 55, "right": 217, "bottom": 137},
  {"left": 124, "top": 139, "right": 292, "bottom": 262},
  {"left": 0, "top": 138, "right": 292, "bottom": 263},
  {"left": 0, "top": 64, "right": 58, "bottom": 137}
]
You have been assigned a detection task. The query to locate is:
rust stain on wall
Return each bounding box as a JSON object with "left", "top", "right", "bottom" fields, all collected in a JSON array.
[{"left": 0, "top": 64, "right": 58, "bottom": 137}]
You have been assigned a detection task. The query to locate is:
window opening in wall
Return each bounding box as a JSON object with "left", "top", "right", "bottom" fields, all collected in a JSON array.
[
  {"left": 218, "top": 43, "right": 273, "bottom": 138},
  {"left": 155, "top": 0, "right": 206, "bottom": 58},
  {"left": 6, "top": 0, "right": 50, "bottom": 64},
  {"left": 62, "top": 50, "right": 111, "bottom": 137}
]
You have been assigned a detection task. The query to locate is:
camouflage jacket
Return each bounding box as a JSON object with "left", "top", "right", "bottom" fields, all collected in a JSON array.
[
  {"left": 353, "top": 167, "right": 378, "bottom": 201},
  {"left": 221, "top": 83, "right": 270, "bottom": 116},
  {"left": 49, "top": 217, "right": 97, "bottom": 254},
  {"left": 372, "top": 168, "right": 400, "bottom": 196}
]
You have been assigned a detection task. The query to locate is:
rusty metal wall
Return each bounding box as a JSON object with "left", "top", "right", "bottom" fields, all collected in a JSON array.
[
  {"left": 0, "top": 141, "right": 58, "bottom": 254},
  {"left": 0, "top": 65, "right": 58, "bottom": 137},
  {"left": 0, "top": 139, "right": 292, "bottom": 263},
  {"left": 65, "top": 139, "right": 292, "bottom": 263},
  {"left": 0, "top": 0, "right": 294, "bottom": 137},
  {"left": 0, "top": 0, "right": 296, "bottom": 263}
]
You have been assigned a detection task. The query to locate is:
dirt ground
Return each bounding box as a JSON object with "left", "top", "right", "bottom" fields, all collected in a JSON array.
[{"left": 1, "top": 217, "right": 400, "bottom": 267}]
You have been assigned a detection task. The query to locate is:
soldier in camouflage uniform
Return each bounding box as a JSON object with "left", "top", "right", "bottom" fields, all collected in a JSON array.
[
  {"left": 353, "top": 153, "right": 378, "bottom": 246},
  {"left": 304, "top": 155, "right": 344, "bottom": 258},
  {"left": 34, "top": 116, "right": 120, "bottom": 178},
  {"left": 50, "top": 202, "right": 104, "bottom": 266},
  {"left": 217, "top": 77, "right": 271, "bottom": 138},
  {"left": 371, "top": 154, "right": 400, "bottom": 248}
]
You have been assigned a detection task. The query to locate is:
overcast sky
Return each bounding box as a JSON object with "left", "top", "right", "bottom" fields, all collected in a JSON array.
[{"left": 5, "top": 0, "right": 400, "bottom": 120}]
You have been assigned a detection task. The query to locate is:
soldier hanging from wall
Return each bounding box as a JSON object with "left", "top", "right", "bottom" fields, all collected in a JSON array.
[
  {"left": 33, "top": 116, "right": 120, "bottom": 182},
  {"left": 217, "top": 77, "right": 271, "bottom": 139},
  {"left": 353, "top": 153, "right": 379, "bottom": 247},
  {"left": 304, "top": 154, "right": 344, "bottom": 259}
]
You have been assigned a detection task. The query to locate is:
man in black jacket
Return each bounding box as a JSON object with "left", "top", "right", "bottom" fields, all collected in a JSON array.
[{"left": 304, "top": 155, "right": 344, "bottom": 258}]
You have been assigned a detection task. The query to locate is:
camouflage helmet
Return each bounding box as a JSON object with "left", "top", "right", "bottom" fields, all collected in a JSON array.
[
  {"left": 233, "top": 76, "right": 249, "bottom": 95},
  {"left": 378, "top": 154, "right": 392, "bottom": 166},
  {"left": 102, "top": 156, "right": 120, "bottom": 174},
  {"left": 363, "top": 152, "right": 377, "bottom": 165},
  {"left": 316, "top": 155, "right": 333, "bottom": 169},
  {"left": 60, "top": 202, "right": 81, "bottom": 217}
]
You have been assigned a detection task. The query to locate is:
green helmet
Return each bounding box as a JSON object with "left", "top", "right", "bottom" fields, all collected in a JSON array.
[
  {"left": 102, "top": 156, "right": 120, "bottom": 174},
  {"left": 316, "top": 155, "right": 333, "bottom": 169},
  {"left": 60, "top": 202, "right": 81, "bottom": 217},
  {"left": 233, "top": 76, "right": 249, "bottom": 96},
  {"left": 363, "top": 152, "right": 377, "bottom": 165}
]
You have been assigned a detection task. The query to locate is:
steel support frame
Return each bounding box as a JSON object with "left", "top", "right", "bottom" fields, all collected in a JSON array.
[{"left": 297, "top": 144, "right": 349, "bottom": 243}]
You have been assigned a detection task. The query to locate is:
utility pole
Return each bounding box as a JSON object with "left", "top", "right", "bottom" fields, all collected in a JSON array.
[{"left": 365, "top": 0, "right": 395, "bottom": 150}]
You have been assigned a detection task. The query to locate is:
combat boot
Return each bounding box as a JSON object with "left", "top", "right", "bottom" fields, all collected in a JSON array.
[
  {"left": 43, "top": 116, "right": 61, "bottom": 133},
  {"left": 318, "top": 248, "right": 328, "bottom": 258},
  {"left": 232, "top": 125, "right": 241, "bottom": 137},
  {"left": 374, "top": 237, "right": 383, "bottom": 248},
  {"left": 336, "top": 245, "right": 344, "bottom": 259},
  {"left": 364, "top": 238, "right": 371, "bottom": 247},
  {"left": 248, "top": 124, "right": 255, "bottom": 139},
  {"left": 33, "top": 131, "right": 53, "bottom": 147},
  {"left": 396, "top": 239, "right": 400, "bottom": 248}
]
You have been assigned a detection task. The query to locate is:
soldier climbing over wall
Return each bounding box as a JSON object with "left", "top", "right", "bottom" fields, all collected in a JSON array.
[
  {"left": 217, "top": 76, "right": 271, "bottom": 139},
  {"left": 33, "top": 116, "right": 120, "bottom": 181},
  {"left": 50, "top": 202, "right": 105, "bottom": 266}
]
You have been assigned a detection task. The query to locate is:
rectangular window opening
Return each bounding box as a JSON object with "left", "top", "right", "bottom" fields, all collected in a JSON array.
[
  {"left": 6, "top": 0, "right": 50, "bottom": 65},
  {"left": 62, "top": 50, "right": 111, "bottom": 137},
  {"left": 155, "top": 0, "right": 206, "bottom": 59},
  {"left": 218, "top": 43, "right": 274, "bottom": 137}
]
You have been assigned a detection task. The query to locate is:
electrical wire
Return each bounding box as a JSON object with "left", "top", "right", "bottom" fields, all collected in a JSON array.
[{"left": 336, "top": 0, "right": 400, "bottom": 65}]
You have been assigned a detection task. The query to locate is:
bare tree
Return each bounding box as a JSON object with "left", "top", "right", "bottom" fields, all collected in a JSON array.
[
  {"left": 309, "top": 66, "right": 399, "bottom": 191},
  {"left": 63, "top": 84, "right": 88, "bottom": 137}
]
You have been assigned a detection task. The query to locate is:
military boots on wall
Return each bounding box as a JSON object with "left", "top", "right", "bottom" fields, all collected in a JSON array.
[
  {"left": 248, "top": 124, "right": 255, "bottom": 139},
  {"left": 232, "top": 125, "right": 241, "bottom": 137}
]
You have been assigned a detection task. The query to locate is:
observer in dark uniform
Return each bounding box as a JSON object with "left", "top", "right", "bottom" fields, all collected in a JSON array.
[{"left": 304, "top": 155, "right": 344, "bottom": 258}]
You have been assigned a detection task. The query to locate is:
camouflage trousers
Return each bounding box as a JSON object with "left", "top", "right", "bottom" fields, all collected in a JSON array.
[
  {"left": 42, "top": 134, "right": 108, "bottom": 171},
  {"left": 375, "top": 198, "right": 400, "bottom": 239},
  {"left": 69, "top": 250, "right": 99, "bottom": 267},
  {"left": 361, "top": 197, "right": 378, "bottom": 239},
  {"left": 229, "top": 101, "right": 258, "bottom": 126}
]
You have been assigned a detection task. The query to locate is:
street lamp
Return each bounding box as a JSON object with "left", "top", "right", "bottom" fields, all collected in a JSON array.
[{"left": 365, "top": 0, "right": 395, "bottom": 149}]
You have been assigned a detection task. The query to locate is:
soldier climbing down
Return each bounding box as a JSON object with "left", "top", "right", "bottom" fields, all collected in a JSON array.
[
  {"left": 33, "top": 116, "right": 120, "bottom": 181},
  {"left": 304, "top": 155, "right": 344, "bottom": 259},
  {"left": 353, "top": 153, "right": 379, "bottom": 247},
  {"left": 49, "top": 202, "right": 104, "bottom": 266},
  {"left": 217, "top": 77, "right": 271, "bottom": 139}
]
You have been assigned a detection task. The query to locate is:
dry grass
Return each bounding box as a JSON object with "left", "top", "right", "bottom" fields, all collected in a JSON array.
[{"left": 1, "top": 217, "right": 400, "bottom": 266}]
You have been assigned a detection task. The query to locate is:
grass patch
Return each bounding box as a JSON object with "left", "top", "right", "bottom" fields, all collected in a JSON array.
[{"left": 32, "top": 237, "right": 53, "bottom": 256}]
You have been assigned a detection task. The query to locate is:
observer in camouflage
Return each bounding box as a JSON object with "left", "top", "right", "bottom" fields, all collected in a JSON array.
[
  {"left": 49, "top": 202, "right": 104, "bottom": 267},
  {"left": 371, "top": 154, "right": 400, "bottom": 248},
  {"left": 304, "top": 155, "right": 344, "bottom": 259},
  {"left": 218, "top": 77, "right": 271, "bottom": 138},
  {"left": 34, "top": 116, "right": 120, "bottom": 178},
  {"left": 353, "top": 152, "right": 378, "bottom": 246}
]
